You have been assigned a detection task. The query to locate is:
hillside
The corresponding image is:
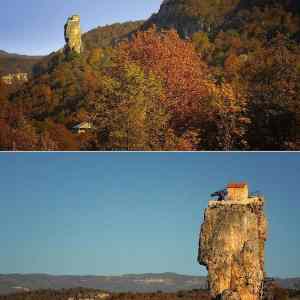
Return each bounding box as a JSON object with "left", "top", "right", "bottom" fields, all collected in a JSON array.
[
  {"left": 237, "top": 0, "right": 300, "bottom": 12},
  {"left": 143, "top": 0, "right": 300, "bottom": 37},
  {"left": 143, "top": 0, "right": 239, "bottom": 37},
  {"left": 82, "top": 21, "right": 144, "bottom": 50},
  {"left": 2, "top": 0, "right": 300, "bottom": 151},
  {"left": 0, "top": 50, "right": 43, "bottom": 76}
]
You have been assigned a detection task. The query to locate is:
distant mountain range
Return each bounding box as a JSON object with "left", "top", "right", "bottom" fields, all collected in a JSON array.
[
  {"left": 0, "top": 50, "right": 43, "bottom": 76},
  {"left": 0, "top": 273, "right": 299, "bottom": 295}
]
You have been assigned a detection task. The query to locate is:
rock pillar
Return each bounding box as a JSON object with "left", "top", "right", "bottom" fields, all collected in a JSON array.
[{"left": 198, "top": 183, "right": 268, "bottom": 300}]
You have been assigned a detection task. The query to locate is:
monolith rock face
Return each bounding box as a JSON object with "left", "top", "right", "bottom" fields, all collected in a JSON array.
[
  {"left": 64, "top": 15, "right": 82, "bottom": 54},
  {"left": 198, "top": 183, "right": 268, "bottom": 300}
]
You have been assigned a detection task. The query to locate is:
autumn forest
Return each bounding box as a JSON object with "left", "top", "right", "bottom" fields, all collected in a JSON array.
[{"left": 1, "top": 0, "right": 300, "bottom": 151}]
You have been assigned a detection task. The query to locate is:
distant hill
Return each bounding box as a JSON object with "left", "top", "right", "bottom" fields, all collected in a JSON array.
[
  {"left": 82, "top": 21, "right": 144, "bottom": 50},
  {"left": 0, "top": 273, "right": 206, "bottom": 295},
  {"left": 0, "top": 274, "right": 299, "bottom": 295},
  {"left": 0, "top": 50, "right": 44, "bottom": 76},
  {"left": 279, "top": 278, "right": 300, "bottom": 290}
]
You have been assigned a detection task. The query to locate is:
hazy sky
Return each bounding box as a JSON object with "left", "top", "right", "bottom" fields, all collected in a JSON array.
[
  {"left": 0, "top": 153, "right": 299, "bottom": 277},
  {"left": 0, "top": 0, "right": 162, "bottom": 55}
]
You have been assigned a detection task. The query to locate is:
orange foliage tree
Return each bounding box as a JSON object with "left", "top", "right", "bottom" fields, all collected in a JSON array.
[
  {"left": 114, "top": 27, "right": 249, "bottom": 150},
  {"left": 115, "top": 27, "right": 213, "bottom": 129}
]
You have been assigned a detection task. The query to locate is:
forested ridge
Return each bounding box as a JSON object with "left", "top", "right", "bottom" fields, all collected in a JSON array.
[{"left": 1, "top": 0, "right": 300, "bottom": 151}]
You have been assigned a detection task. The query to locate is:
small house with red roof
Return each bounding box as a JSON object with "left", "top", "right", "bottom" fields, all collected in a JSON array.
[
  {"left": 227, "top": 182, "right": 249, "bottom": 202},
  {"left": 209, "top": 183, "right": 263, "bottom": 208}
]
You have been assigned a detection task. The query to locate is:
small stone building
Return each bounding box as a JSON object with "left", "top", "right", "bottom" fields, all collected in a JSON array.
[
  {"left": 72, "top": 121, "right": 93, "bottom": 134},
  {"left": 227, "top": 182, "right": 249, "bottom": 201}
]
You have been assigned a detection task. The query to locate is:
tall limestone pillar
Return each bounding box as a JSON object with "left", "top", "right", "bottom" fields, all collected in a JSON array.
[
  {"left": 64, "top": 15, "right": 82, "bottom": 54},
  {"left": 198, "top": 183, "right": 268, "bottom": 300}
]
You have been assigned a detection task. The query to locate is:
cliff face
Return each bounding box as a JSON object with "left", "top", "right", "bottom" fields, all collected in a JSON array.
[
  {"left": 64, "top": 15, "right": 82, "bottom": 54},
  {"left": 143, "top": 0, "right": 242, "bottom": 37},
  {"left": 198, "top": 194, "right": 267, "bottom": 300},
  {"left": 143, "top": 0, "right": 300, "bottom": 38}
]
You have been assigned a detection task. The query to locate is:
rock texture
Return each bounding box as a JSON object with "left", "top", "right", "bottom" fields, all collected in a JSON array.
[
  {"left": 64, "top": 15, "right": 82, "bottom": 54},
  {"left": 198, "top": 185, "right": 267, "bottom": 300}
]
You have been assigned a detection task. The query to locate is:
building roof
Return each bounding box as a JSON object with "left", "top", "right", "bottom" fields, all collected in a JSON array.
[
  {"left": 73, "top": 121, "right": 92, "bottom": 129},
  {"left": 227, "top": 182, "right": 247, "bottom": 188}
]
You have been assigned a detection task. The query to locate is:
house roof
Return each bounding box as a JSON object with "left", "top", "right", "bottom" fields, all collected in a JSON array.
[
  {"left": 73, "top": 122, "right": 92, "bottom": 129},
  {"left": 227, "top": 182, "right": 247, "bottom": 188}
]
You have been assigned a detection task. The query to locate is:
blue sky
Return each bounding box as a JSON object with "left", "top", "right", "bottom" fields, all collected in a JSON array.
[
  {"left": 0, "top": 0, "right": 162, "bottom": 55},
  {"left": 0, "top": 153, "right": 299, "bottom": 278}
]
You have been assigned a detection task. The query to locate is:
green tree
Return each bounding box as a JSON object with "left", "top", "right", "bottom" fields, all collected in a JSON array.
[{"left": 89, "top": 62, "right": 171, "bottom": 150}]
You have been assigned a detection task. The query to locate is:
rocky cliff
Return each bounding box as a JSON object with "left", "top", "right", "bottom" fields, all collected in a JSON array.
[
  {"left": 143, "top": 0, "right": 212, "bottom": 38},
  {"left": 198, "top": 184, "right": 268, "bottom": 300},
  {"left": 64, "top": 15, "right": 82, "bottom": 54},
  {"left": 143, "top": 0, "right": 300, "bottom": 38}
]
